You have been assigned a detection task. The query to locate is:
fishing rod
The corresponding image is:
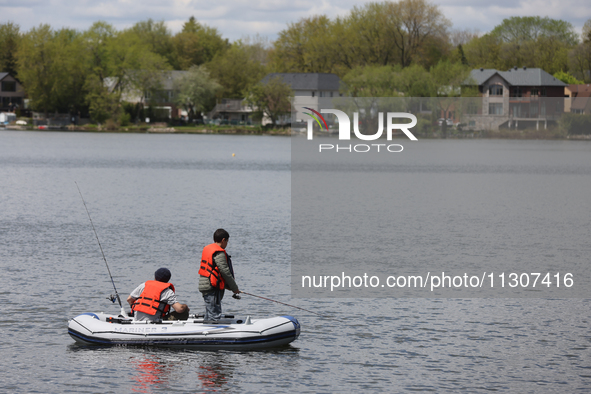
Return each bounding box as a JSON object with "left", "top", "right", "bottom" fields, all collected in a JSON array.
[
  {"left": 75, "top": 182, "right": 126, "bottom": 317},
  {"left": 240, "top": 291, "right": 331, "bottom": 318}
]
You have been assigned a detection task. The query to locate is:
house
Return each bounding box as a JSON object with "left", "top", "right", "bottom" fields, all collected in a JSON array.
[
  {"left": 208, "top": 99, "right": 254, "bottom": 124},
  {"left": 465, "top": 67, "right": 567, "bottom": 130},
  {"left": 260, "top": 73, "right": 344, "bottom": 124},
  {"left": 105, "top": 70, "right": 188, "bottom": 120},
  {"left": 0, "top": 72, "right": 26, "bottom": 112},
  {"left": 565, "top": 84, "right": 591, "bottom": 114}
]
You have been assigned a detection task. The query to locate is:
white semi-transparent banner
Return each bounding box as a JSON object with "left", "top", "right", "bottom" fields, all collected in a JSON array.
[{"left": 291, "top": 97, "right": 590, "bottom": 298}]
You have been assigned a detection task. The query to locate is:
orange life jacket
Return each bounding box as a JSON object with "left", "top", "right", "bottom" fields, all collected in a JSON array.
[
  {"left": 132, "top": 280, "right": 176, "bottom": 316},
  {"left": 199, "top": 243, "right": 228, "bottom": 290}
]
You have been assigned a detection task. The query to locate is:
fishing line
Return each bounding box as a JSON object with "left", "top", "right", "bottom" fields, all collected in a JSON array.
[
  {"left": 241, "top": 291, "right": 332, "bottom": 319},
  {"left": 75, "top": 182, "right": 126, "bottom": 315}
]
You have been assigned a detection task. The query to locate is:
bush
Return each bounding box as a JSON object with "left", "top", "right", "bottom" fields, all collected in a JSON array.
[
  {"left": 559, "top": 113, "right": 591, "bottom": 135},
  {"left": 104, "top": 118, "right": 119, "bottom": 131},
  {"left": 119, "top": 112, "right": 131, "bottom": 127}
]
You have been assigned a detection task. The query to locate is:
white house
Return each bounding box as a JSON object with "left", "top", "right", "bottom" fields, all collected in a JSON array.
[{"left": 260, "top": 73, "right": 344, "bottom": 124}]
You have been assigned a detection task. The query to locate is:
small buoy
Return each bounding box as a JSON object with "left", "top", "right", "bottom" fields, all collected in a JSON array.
[{"left": 232, "top": 153, "right": 235, "bottom": 157}]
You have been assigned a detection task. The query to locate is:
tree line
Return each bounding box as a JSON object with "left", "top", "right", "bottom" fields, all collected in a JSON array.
[{"left": 1, "top": 0, "right": 591, "bottom": 124}]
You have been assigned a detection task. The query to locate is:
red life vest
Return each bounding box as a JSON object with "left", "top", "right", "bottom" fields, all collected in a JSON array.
[
  {"left": 132, "top": 280, "right": 176, "bottom": 316},
  {"left": 199, "top": 243, "right": 228, "bottom": 290}
]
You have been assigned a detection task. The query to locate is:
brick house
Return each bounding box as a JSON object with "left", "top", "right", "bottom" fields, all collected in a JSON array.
[
  {"left": 466, "top": 67, "right": 567, "bottom": 130},
  {"left": 566, "top": 84, "right": 591, "bottom": 114}
]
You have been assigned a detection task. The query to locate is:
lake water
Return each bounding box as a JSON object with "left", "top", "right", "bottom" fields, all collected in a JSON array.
[{"left": 1, "top": 130, "right": 590, "bottom": 393}]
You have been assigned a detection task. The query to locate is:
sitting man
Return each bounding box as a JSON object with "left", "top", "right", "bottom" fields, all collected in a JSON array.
[
  {"left": 199, "top": 229, "right": 240, "bottom": 321},
  {"left": 127, "top": 267, "right": 189, "bottom": 322}
]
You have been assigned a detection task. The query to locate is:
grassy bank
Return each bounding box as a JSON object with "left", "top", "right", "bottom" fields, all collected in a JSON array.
[{"left": 28, "top": 123, "right": 293, "bottom": 135}]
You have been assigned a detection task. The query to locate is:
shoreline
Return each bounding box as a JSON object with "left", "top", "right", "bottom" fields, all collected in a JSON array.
[{"left": 3, "top": 125, "right": 591, "bottom": 140}]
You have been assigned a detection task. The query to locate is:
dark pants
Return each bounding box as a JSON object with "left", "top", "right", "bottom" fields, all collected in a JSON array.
[{"left": 202, "top": 289, "right": 224, "bottom": 320}]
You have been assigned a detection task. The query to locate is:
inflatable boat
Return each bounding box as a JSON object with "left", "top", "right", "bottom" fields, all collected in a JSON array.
[{"left": 68, "top": 313, "right": 300, "bottom": 350}]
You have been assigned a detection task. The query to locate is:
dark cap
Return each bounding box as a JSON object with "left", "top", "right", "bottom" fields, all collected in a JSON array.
[{"left": 155, "top": 268, "right": 171, "bottom": 283}]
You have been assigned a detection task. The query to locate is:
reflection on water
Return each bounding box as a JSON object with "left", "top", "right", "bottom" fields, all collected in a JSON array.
[
  {"left": 131, "top": 354, "right": 174, "bottom": 393},
  {"left": 195, "top": 353, "right": 234, "bottom": 392}
]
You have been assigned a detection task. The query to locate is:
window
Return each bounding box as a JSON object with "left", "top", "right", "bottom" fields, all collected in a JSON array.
[
  {"left": 511, "top": 104, "right": 522, "bottom": 117},
  {"left": 489, "top": 103, "right": 503, "bottom": 115},
  {"left": 541, "top": 88, "right": 546, "bottom": 97},
  {"left": 311, "top": 91, "right": 315, "bottom": 98},
  {"left": 467, "top": 101, "right": 478, "bottom": 114},
  {"left": 489, "top": 84, "right": 503, "bottom": 96},
  {"left": 531, "top": 88, "right": 539, "bottom": 96},
  {"left": 1, "top": 81, "right": 16, "bottom": 92},
  {"left": 512, "top": 87, "right": 522, "bottom": 97}
]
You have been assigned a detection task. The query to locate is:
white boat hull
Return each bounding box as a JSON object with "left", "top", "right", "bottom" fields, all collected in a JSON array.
[{"left": 68, "top": 313, "right": 300, "bottom": 350}]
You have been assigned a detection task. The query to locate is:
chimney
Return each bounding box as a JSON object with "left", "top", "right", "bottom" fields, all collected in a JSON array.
[
  {"left": 480, "top": 68, "right": 484, "bottom": 71},
  {"left": 514, "top": 66, "right": 518, "bottom": 70},
  {"left": 523, "top": 67, "right": 526, "bottom": 70}
]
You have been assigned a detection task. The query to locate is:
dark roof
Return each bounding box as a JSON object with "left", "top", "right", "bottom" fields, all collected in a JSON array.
[
  {"left": 0, "top": 72, "right": 10, "bottom": 81},
  {"left": 469, "top": 68, "right": 567, "bottom": 87},
  {"left": 261, "top": 73, "right": 342, "bottom": 91}
]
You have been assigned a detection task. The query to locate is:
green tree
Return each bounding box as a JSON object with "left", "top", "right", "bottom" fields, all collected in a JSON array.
[
  {"left": 81, "top": 21, "right": 117, "bottom": 83},
  {"left": 245, "top": 76, "right": 293, "bottom": 126},
  {"left": 462, "top": 33, "right": 502, "bottom": 69},
  {"left": 172, "top": 16, "right": 229, "bottom": 70},
  {"left": 485, "top": 17, "right": 578, "bottom": 73},
  {"left": 270, "top": 0, "right": 450, "bottom": 74},
  {"left": 490, "top": 16, "right": 578, "bottom": 46},
  {"left": 583, "top": 19, "right": 591, "bottom": 43},
  {"left": 17, "top": 25, "right": 89, "bottom": 116},
  {"left": 173, "top": 65, "right": 221, "bottom": 119},
  {"left": 105, "top": 29, "right": 171, "bottom": 103},
  {"left": 128, "top": 19, "right": 174, "bottom": 68},
  {"left": 457, "top": 44, "right": 468, "bottom": 65},
  {"left": 270, "top": 15, "right": 338, "bottom": 74},
  {"left": 429, "top": 60, "right": 474, "bottom": 138},
  {"left": 338, "top": 4, "right": 401, "bottom": 68},
  {"left": 0, "top": 22, "right": 20, "bottom": 77},
  {"left": 386, "top": 0, "right": 451, "bottom": 67},
  {"left": 569, "top": 42, "right": 591, "bottom": 83},
  {"left": 397, "top": 64, "right": 436, "bottom": 97},
  {"left": 84, "top": 74, "right": 120, "bottom": 123},
  {"left": 205, "top": 41, "right": 268, "bottom": 99},
  {"left": 464, "top": 17, "right": 578, "bottom": 73},
  {"left": 341, "top": 65, "right": 403, "bottom": 97},
  {"left": 554, "top": 70, "right": 584, "bottom": 84}
]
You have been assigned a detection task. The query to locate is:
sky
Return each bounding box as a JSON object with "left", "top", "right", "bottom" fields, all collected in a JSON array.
[{"left": 1, "top": 0, "right": 590, "bottom": 42}]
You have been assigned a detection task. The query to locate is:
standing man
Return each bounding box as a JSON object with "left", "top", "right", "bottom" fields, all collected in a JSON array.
[
  {"left": 199, "top": 229, "right": 240, "bottom": 321},
  {"left": 127, "top": 267, "right": 190, "bottom": 322}
]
